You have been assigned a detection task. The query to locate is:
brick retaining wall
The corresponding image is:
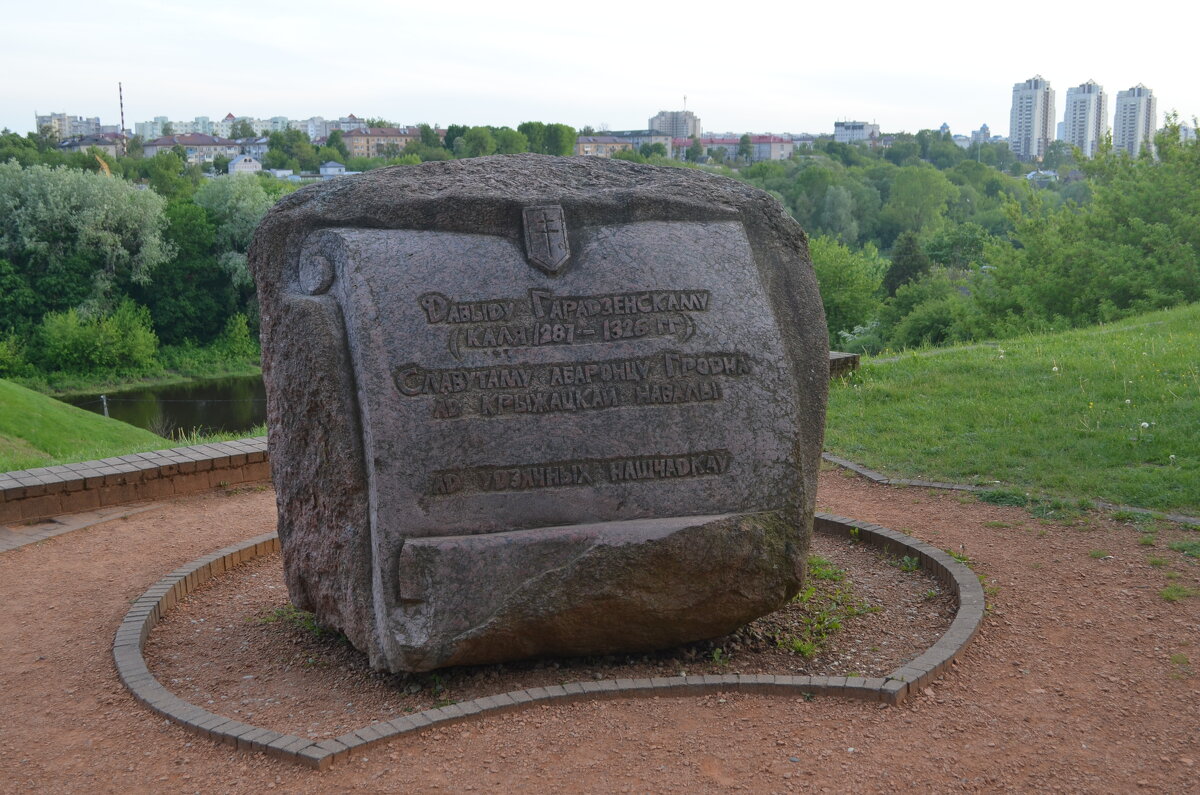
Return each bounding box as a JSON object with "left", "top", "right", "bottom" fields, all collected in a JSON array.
[{"left": 0, "top": 438, "right": 270, "bottom": 525}]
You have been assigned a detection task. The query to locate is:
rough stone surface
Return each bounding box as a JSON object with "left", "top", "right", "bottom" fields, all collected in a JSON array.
[{"left": 248, "top": 154, "right": 828, "bottom": 672}]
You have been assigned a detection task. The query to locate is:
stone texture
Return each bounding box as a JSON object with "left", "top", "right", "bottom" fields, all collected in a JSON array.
[{"left": 248, "top": 154, "right": 828, "bottom": 672}]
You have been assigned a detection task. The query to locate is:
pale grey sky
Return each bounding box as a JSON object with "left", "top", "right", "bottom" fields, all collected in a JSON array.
[{"left": 3, "top": 0, "right": 1194, "bottom": 139}]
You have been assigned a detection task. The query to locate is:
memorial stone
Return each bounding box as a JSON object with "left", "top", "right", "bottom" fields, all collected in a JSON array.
[{"left": 248, "top": 154, "right": 828, "bottom": 673}]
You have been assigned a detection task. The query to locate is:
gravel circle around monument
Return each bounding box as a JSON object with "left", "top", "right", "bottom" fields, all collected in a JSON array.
[
  {"left": 142, "top": 532, "right": 957, "bottom": 740},
  {"left": 5, "top": 474, "right": 1199, "bottom": 791}
]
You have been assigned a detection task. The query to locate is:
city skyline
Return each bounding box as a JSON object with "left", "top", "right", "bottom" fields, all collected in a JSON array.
[{"left": 2, "top": 1, "right": 1195, "bottom": 141}]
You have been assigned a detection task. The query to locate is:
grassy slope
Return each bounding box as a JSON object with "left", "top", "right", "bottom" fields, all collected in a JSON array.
[
  {"left": 0, "top": 379, "right": 171, "bottom": 473},
  {"left": 826, "top": 303, "right": 1200, "bottom": 515}
]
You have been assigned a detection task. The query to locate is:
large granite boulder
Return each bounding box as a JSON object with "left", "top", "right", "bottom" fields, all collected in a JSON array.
[{"left": 248, "top": 154, "right": 828, "bottom": 672}]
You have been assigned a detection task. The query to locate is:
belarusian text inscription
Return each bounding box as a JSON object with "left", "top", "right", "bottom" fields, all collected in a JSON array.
[
  {"left": 429, "top": 450, "right": 732, "bottom": 496},
  {"left": 418, "top": 288, "right": 711, "bottom": 358},
  {"left": 393, "top": 352, "right": 753, "bottom": 418}
]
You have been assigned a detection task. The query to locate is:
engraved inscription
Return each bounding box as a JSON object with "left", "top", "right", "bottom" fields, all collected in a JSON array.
[
  {"left": 429, "top": 450, "right": 732, "bottom": 496},
  {"left": 393, "top": 352, "right": 753, "bottom": 418},
  {"left": 416, "top": 289, "right": 710, "bottom": 358}
]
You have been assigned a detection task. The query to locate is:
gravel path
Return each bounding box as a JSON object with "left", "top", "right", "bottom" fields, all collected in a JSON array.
[{"left": 1, "top": 472, "right": 1197, "bottom": 792}]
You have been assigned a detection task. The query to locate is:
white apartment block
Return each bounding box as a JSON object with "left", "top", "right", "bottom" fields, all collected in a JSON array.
[
  {"left": 1010, "top": 75, "right": 1056, "bottom": 162},
  {"left": 833, "top": 121, "right": 880, "bottom": 144},
  {"left": 1113, "top": 84, "right": 1157, "bottom": 157},
  {"left": 1063, "top": 80, "right": 1108, "bottom": 158},
  {"left": 648, "top": 110, "right": 701, "bottom": 139},
  {"left": 35, "top": 113, "right": 105, "bottom": 140}
]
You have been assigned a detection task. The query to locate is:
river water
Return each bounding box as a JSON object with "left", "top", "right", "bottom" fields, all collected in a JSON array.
[{"left": 65, "top": 374, "right": 267, "bottom": 437}]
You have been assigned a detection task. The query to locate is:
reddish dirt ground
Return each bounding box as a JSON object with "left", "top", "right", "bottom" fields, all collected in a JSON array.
[{"left": 1, "top": 471, "right": 1197, "bottom": 793}]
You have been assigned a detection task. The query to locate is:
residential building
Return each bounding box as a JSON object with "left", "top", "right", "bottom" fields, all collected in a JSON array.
[
  {"left": 319, "top": 161, "right": 347, "bottom": 177},
  {"left": 341, "top": 127, "right": 418, "bottom": 158},
  {"left": 574, "top": 136, "right": 635, "bottom": 157},
  {"left": 228, "top": 155, "right": 262, "bottom": 174},
  {"left": 35, "top": 113, "right": 103, "bottom": 140},
  {"left": 57, "top": 133, "right": 126, "bottom": 158},
  {"left": 670, "top": 135, "right": 793, "bottom": 163},
  {"left": 141, "top": 133, "right": 240, "bottom": 164},
  {"left": 971, "top": 124, "right": 992, "bottom": 146},
  {"left": 649, "top": 110, "right": 701, "bottom": 139},
  {"left": 1009, "top": 75, "right": 1055, "bottom": 162},
  {"left": 1113, "top": 84, "right": 1157, "bottom": 157},
  {"left": 1063, "top": 81, "right": 1108, "bottom": 157},
  {"left": 135, "top": 116, "right": 171, "bottom": 139},
  {"left": 833, "top": 121, "right": 879, "bottom": 144},
  {"left": 234, "top": 137, "right": 271, "bottom": 159},
  {"left": 602, "top": 129, "right": 673, "bottom": 158}
]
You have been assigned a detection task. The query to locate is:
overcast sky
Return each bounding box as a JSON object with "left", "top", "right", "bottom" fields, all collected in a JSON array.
[{"left": 3, "top": 1, "right": 1195, "bottom": 139}]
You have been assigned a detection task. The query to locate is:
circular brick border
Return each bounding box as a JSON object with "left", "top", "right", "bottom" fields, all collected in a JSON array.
[{"left": 114, "top": 515, "right": 984, "bottom": 770}]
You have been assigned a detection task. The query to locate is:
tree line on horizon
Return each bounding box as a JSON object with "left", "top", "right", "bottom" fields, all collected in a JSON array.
[{"left": 0, "top": 118, "right": 1196, "bottom": 385}]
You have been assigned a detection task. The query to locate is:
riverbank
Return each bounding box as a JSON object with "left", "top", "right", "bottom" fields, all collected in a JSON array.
[{"left": 13, "top": 358, "right": 261, "bottom": 399}]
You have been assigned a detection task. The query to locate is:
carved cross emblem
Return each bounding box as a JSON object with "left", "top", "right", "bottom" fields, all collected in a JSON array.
[{"left": 523, "top": 205, "right": 570, "bottom": 274}]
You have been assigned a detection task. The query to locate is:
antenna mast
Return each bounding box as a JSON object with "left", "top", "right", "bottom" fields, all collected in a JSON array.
[{"left": 118, "top": 82, "right": 126, "bottom": 157}]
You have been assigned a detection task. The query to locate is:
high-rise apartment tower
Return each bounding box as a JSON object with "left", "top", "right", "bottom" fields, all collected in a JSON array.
[
  {"left": 1009, "top": 75, "right": 1056, "bottom": 162},
  {"left": 648, "top": 110, "right": 701, "bottom": 139},
  {"left": 1063, "top": 80, "right": 1109, "bottom": 158},
  {"left": 1113, "top": 84, "right": 1157, "bottom": 157}
]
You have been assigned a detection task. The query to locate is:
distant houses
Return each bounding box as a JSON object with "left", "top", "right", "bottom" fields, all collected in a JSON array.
[
  {"left": 227, "top": 155, "right": 262, "bottom": 175},
  {"left": 143, "top": 133, "right": 240, "bottom": 164}
]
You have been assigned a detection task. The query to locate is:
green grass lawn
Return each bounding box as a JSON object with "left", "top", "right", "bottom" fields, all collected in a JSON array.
[
  {"left": 826, "top": 303, "right": 1200, "bottom": 515},
  {"left": 0, "top": 378, "right": 173, "bottom": 473}
]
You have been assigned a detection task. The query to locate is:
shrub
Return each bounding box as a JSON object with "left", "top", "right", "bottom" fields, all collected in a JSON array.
[{"left": 32, "top": 300, "right": 158, "bottom": 374}]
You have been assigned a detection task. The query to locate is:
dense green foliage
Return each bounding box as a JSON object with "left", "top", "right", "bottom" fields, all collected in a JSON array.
[
  {"left": 735, "top": 125, "right": 1200, "bottom": 350},
  {"left": 826, "top": 303, "right": 1200, "bottom": 514}
]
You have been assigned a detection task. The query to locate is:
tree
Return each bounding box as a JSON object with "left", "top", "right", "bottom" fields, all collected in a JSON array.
[
  {"left": 640, "top": 142, "right": 667, "bottom": 158},
  {"left": 458, "top": 127, "right": 496, "bottom": 158},
  {"left": 161, "top": 121, "right": 175, "bottom": 136},
  {"left": 686, "top": 137, "right": 704, "bottom": 163},
  {"left": 0, "top": 161, "right": 171, "bottom": 317},
  {"left": 807, "top": 235, "right": 886, "bottom": 344},
  {"left": 884, "top": 134, "right": 920, "bottom": 166},
  {"left": 417, "top": 123, "right": 441, "bottom": 147},
  {"left": 1042, "top": 140, "right": 1073, "bottom": 171},
  {"left": 579, "top": 125, "right": 596, "bottom": 136},
  {"left": 879, "top": 166, "right": 956, "bottom": 241},
  {"left": 493, "top": 127, "right": 529, "bottom": 154},
  {"left": 230, "top": 119, "right": 256, "bottom": 139},
  {"left": 193, "top": 174, "right": 274, "bottom": 291},
  {"left": 443, "top": 124, "right": 469, "bottom": 151},
  {"left": 326, "top": 129, "right": 350, "bottom": 160},
  {"left": 132, "top": 201, "right": 236, "bottom": 344},
  {"left": 882, "top": 231, "right": 930, "bottom": 295},
  {"left": 363, "top": 118, "right": 394, "bottom": 128},
  {"left": 543, "top": 123, "right": 577, "bottom": 157},
  {"left": 816, "top": 185, "right": 859, "bottom": 244},
  {"left": 517, "top": 122, "right": 546, "bottom": 154},
  {"left": 738, "top": 134, "right": 753, "bottom": 160}
]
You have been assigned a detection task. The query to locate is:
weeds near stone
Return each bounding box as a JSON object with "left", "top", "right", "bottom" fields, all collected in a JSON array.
[
  {"left": 1168, "top": 540, "right": 1200, "bottom": 558},
  {"left": 777, "top": 557, "right": 877, "bottom": 659},
  {"left": 1089, "top": 549, "right": 1111, "bottom": 559},
  {"left": 1160, "top": 584, "right": 1198, "bottom": 602},
  {"left": 256, "top": 604, "right": 343, "bottom": 641}
]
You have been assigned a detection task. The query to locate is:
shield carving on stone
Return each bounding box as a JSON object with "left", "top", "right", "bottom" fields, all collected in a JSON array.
[{"left": 523, "top": 205, "right": 570, "bottom": 274}]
